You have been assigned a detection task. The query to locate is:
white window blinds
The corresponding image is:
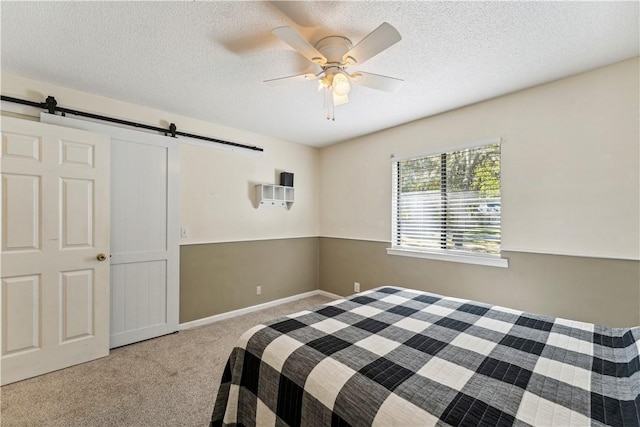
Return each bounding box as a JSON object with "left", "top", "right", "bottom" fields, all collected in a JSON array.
[{"left": 392, "top": 142, "right": 501, "bottom": 257}]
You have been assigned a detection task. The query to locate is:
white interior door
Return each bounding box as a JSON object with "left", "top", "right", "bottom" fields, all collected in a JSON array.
[
  {"left": 41, "top": 115, "right": 179, "bottom": 348},
  {"left": 1, "top": 117, "right": 110, "bottom": 385}
]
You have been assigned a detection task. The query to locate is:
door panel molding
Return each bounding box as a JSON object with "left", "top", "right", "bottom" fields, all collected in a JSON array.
[
  {"left": 2, "top": 173, "right": 41, "bottom": 252},
  {"left": 1, "top": 274, "right": 41, "bottom": 355}
]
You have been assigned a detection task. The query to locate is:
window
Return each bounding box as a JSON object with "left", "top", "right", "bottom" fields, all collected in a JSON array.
[{"left": 389, "top": 139, "right": 506, "bottom": 267}]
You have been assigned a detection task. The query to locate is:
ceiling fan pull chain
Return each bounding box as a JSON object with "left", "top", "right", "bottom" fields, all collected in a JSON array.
[{"left": 325, "top": 88, "right": 331, "bottom": 120}]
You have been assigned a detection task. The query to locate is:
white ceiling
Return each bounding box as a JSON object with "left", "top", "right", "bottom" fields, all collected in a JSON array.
[{"left": 1, "top": 1, "right": 638, "bottom": 147}]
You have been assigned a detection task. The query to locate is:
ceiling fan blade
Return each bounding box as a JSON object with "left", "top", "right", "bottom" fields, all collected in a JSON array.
[
  {"left": 351, "top": 72, "right": 404, "bottom": 93},
  {"left": 272, "top": 26, "right": 327, "bottom": 65},
  {"left": 263, "top": 73, "right": 318, "bottom": 86},
  {"left": 342, "top": 22, "right": 401, "bottom": 66}
]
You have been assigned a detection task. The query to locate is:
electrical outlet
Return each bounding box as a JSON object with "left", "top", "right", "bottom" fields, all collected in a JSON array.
[
  {"left": 354, "top": 282, "right": 360, "bottom": 293},
  {"left": 256, "top": 285, "right": 262, "bottom": 296},
  {"left": 181, "top": 226, "right": 189, "bottom": 238}
]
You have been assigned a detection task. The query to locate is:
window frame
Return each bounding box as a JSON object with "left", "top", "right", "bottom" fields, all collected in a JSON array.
[{"left": 387, "top": 137, "right": 508, "bottom": 268}]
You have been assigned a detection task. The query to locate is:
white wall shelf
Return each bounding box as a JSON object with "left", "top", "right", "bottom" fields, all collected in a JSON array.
[{"left": 256, "top": 184, "right": 294, "bottom": 209}]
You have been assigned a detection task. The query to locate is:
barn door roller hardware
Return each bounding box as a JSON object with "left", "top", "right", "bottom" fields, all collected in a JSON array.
[{"left": 1, "top": 95, "right": 264, "bottom": 152}]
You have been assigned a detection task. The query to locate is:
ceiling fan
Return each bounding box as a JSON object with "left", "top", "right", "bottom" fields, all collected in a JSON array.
[{"left": 264, "top": 22, "right": 403, "bottom": 120}]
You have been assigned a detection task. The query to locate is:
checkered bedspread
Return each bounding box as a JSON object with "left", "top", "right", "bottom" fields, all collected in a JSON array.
[{"left": 211, "top": 287, "right": 640, "bottom": 426}]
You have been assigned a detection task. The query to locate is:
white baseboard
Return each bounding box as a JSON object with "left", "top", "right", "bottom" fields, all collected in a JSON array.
[
  {"left": 316, "top": 290, "right": 344, "bottom": 300},
  {"left": 179, "top": 289, "right": 341, "bottom": 330}
]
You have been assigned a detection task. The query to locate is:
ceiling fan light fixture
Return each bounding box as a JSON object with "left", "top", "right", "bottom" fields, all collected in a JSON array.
[
  {"left": 318, "top": 76, "right": 332, "bottom": 92},
  {"left": 333, "top": 92, "right": 349, "bottom": 106},
  {"left": 332, "top": 72, "right": 351, "bottom": 96}
]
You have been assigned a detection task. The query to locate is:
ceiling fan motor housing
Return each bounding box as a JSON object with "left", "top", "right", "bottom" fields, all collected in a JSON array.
[{"left": 315, "top": 36, "right": 353, "bottom": 74}]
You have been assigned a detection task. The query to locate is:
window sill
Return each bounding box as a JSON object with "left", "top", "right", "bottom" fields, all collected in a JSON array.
[{"left": 386, "top": 247, "right": 508, "bottom": 268}]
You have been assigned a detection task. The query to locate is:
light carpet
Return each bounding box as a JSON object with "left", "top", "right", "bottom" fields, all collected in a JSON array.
[{"left": 0, "top": 295, "right": 333, "bottom": 426}]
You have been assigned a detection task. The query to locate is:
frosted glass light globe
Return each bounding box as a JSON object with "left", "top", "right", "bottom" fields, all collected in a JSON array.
[{"left": 332, "top": 73, "right": 351, "bottom": 96}]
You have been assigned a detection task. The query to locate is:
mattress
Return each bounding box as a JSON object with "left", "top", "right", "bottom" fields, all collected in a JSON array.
[{"left": 211, "top": 286, "right": 640, "bottom": 426}]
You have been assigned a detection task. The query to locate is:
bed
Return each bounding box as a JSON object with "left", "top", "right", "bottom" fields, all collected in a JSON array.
[{"left": 210, "top": 286, "right": 640, "bottom": 426}]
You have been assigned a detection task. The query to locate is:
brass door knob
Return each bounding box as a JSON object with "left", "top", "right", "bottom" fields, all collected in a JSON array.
[{"left": 96, "top": 253, "right": 107, "bottom": 261}]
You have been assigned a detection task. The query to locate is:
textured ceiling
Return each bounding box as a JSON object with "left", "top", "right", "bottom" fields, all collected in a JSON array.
[{"left": 1, "top": 1, "right": 638, "bottom": 147}]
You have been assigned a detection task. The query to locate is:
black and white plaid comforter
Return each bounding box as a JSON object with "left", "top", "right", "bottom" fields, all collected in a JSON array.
[{"left": 211, "top": 287, "right": 640, "bottom": 426}]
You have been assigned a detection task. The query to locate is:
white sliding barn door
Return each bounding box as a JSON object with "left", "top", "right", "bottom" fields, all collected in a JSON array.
[
  {"left": 1, "top": 117, "right": 110, "bottom": 385},
  {"left": 42, "top": 115, "right": 179, "bottom": 348}
]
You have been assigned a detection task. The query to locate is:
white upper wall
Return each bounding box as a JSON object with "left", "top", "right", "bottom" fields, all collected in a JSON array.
[
  {"left": 319, "top": 58, "right": 640, "bottom": 260},
  {"left": 1, "top": 74, "right": 320, "bottom": 244},
  {"left": 3, "top": 58, "right": 638, "bottom": 258}
]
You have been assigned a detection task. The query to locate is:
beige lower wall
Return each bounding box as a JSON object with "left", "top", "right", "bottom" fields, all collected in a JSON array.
[
  {"left": 180, "top": 238, "right": 319, "bottom": 323},
  {"left": 180, "top": 236, "right": 639, "bottom": 327},
  {"left": 319, "top": 237, "right": 640, "bottom": 327}
]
